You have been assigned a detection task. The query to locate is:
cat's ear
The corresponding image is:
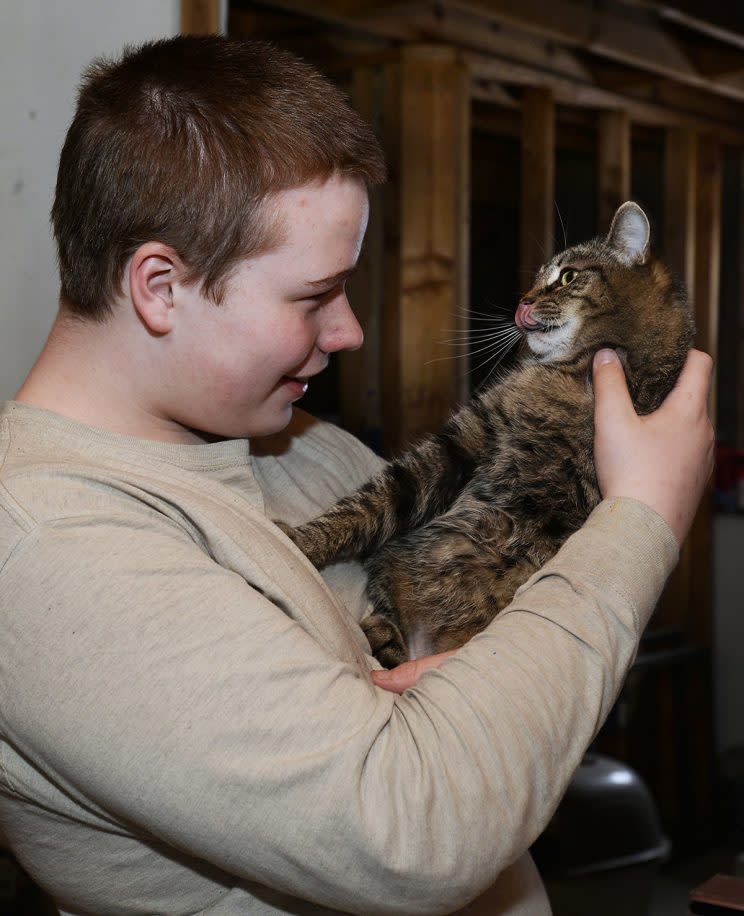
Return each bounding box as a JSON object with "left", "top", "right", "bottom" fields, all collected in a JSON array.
[{"left": 607, "top": 202, "right": 650, "bottom": 266}]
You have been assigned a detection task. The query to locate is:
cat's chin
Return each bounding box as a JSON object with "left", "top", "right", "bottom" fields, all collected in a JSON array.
[{"left": 525, "top": 317, "right": 578, "bottom": 359}]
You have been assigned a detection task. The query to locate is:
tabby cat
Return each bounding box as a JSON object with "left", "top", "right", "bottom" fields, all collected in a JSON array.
[{"left": 282, "top": 202, "right": 694, "bottom": 667}]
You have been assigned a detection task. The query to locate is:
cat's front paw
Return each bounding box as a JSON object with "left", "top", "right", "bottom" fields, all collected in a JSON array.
[
  {"left": 362, "top": 613, "right": 409, "bottom": 669},
  {"left": 273, "top": 519, "right": 301, "bottom": 545},
  {"left": 272, "top": 520, "right": 322, "bottom": 565}
]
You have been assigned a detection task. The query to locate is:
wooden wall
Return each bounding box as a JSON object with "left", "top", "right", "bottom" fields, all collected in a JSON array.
[{"left": 219, "top": 0, "right": 743, "bottom": 848}]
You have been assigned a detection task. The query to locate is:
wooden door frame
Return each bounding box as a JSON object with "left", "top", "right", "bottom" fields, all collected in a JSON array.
[{"left": 181, "top": 0, "right": 224, "bottom": 35}]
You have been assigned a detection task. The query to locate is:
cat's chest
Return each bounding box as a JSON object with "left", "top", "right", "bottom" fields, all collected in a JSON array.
[
  {"left": 474, "top": 378, "right": 596, "bottom": 519},
  {"left": 492, "top": 374, "right": 594, "bottom": 466}
]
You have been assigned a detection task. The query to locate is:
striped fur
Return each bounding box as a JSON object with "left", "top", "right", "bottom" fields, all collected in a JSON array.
[{"left": 284, "top": 203, "right": 695, "bottom": 667}]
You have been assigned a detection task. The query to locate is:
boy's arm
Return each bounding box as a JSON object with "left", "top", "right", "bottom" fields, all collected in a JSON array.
[{"left": 0, "top": 496, "right": 676, "bottom": 916}]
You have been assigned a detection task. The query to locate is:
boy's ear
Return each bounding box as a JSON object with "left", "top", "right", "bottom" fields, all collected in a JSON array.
[{"left": 128, "top": 242, "right": 185, "bottom": 334}]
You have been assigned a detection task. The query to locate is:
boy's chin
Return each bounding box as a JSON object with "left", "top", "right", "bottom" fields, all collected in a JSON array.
[{"left": 243, "top": 404, "right": 296, "bottom": 440}]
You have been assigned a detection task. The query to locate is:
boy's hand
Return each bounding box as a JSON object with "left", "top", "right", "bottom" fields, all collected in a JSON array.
[
  {"left": 592, "top": 348, "right": 714, "bottom": 546},
  {"left": 371, "top": 650, "right": 457, "bottom": 694}
]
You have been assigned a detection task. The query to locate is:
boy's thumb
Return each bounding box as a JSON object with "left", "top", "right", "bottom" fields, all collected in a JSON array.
[{"left": 593, "top": 348, "right": 634, "bottom": 423}]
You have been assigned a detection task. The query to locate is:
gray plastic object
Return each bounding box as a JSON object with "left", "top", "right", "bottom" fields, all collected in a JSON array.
[
  {"left": 535, "top": 753, "right": 670, "bottom": 875},
  {"left": 532, "top": 754, "right": 670, "bottom": 916}
]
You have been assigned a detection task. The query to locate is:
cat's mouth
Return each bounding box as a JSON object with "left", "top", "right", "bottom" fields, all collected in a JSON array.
[
  {"left": 515, "top": 301, "right": 563, "bottom": 333},
  {"left": 515, "top": 301, "right": 577, "bottom": 357},
  {"left": 522, "top": 318, "right": 578, "bottom": 358}
]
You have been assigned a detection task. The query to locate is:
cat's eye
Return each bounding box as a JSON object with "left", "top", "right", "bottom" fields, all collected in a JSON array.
[{"left": 560, "top": 269, "right": 578, "bottom": 286}]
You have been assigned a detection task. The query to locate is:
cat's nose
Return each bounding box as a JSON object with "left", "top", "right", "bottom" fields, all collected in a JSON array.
[{"left": 515, "top": 301, "right": 540, "bottom": 329}]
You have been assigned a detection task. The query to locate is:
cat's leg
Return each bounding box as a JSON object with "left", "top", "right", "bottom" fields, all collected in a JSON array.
[
  {"left": 362, "top": 554, "right": 411, "bottom": 668},
  {"left": 287, "top": 401, "right": 500, "bottom": 569},
  {"left": 361, "top": 614, "right": 409, "bottom": 669}
]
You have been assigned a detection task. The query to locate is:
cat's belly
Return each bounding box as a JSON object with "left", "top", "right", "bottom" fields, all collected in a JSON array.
[{"left": 406, "top": 626, "right": 434, "bottom": 661}]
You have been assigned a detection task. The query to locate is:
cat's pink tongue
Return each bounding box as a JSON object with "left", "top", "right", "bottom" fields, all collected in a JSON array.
[{"left": 515, "top": 301, "right": 539, "bottom": 329}]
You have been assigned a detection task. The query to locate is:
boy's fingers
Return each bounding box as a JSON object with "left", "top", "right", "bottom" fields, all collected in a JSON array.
[
  {"left": 592, "top": 349, "right": 635, "bottom": 425},
  {"left": 371, "top": 650, "right": 457, "bottom": 694},
  {"left": 661, "top": 349, "right": 713, "bottom": 414}
]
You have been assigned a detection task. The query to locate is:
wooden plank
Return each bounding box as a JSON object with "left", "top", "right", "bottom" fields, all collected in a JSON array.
[
  {"left": 739, "top": 157, "right": 744, "bottom": 450},
  {"left": 381, "top": 58, "right": 403, "bottom": 454},
  {"left": 520, "top": 87, "right": 555, "bottom": 282},
  {"left": 687, "top": 135, "right": 722, "bottom": 650},
  {"left": 664, "top": 128, "right": 697, "bottom": 292},
  {"left": 261, "top": 0, "right": 744, "bottom": 106},
  {"left": 456, "top": 54, "right": 472, "bottom": 409},
  {"left": 447, "top": 0, "right": 744, "bottom": 104},
  {"left": 629, "top": 0, "right": 744, "bottom": 53},
  {"left": 181, "top": 0, "right": 223, "bottom": 34},
  {"left": 467, "top": 52, "right": 744, "bottom": 144},
  {"left": 695, "top": 136, "right": 722, "bottom": 398},
  {"left": 382, "top": 45, "right": 471, "bottom": 453},
  {"left": 654, "top": 127, "right": 696, "bottom": 635},
  {"left": 598, "top": 110, "right": 631, "bottom": 230},
  {"left": 246, "top": 2, "right": 744, "bottom": 141},
  {"left": 338, "top": 66, "right": 386, "bottom": 452}
]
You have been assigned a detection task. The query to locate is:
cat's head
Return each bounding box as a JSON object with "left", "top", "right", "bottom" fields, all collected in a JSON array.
[{"left": 515, "top": 202, "right": 694, "bottom": 370}]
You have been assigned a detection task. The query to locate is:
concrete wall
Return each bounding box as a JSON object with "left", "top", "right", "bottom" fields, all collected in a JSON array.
[{"left": 0, "top": 1, "right": 182, "bottom": 400}]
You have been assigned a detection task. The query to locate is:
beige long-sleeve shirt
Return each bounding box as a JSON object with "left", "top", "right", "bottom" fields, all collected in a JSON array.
[{"left": 0, "top": 400, "right": 678, "bottom": 915}]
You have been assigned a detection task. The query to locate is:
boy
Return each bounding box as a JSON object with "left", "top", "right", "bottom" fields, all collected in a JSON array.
[{"left": 0, "top": 35, "right": 713, "bottom": 914}]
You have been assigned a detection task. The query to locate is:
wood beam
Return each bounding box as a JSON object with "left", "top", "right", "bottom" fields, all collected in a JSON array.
[
  {"left": 382, "top": 46, "right": 471, "bottom": 453},
  {"left": 688, "top": 134, "right": 721, "bottom": 649},
  {"left": 598, "top": 110, "right": 631, "bottom": 230},
  {"left": 466, "top": 52, "right": 744, "bottom": 144},
  {"left": 664, "top": 127, "right": 697, "bottom": 292},
  {"left": 520, "top": 87, "right": 555, "bottom": 282},
  {"left": 694, "top": 135, "right": 722, "bottom": 406},
  {"left": 446, "top": 0, "right": 744, "bottom": 104},
  {"left": 262, "top": 0, "right": 744, "bottom": 103},
  {"left": 654, "top": 127, "right": 696, "bottom": 636},
  {"left": 250, "top": 2, "right": 744, "bottom": 141},
  {"left": 338, "top": 66, "right": 386, "bottom": 450},
  {"left": 624, "top": 0, "right": 744, "bottom": 53},
  {"left": 181, "top": 0, "right": 223, "bottom": 34}
]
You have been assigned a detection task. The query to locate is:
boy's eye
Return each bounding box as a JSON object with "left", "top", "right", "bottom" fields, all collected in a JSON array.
[
  {"left": 301, "top": 283, "right": 343, "bottom": 307},
  {"left": 560, "top": 268, "right": 578, "bottom": 287}
]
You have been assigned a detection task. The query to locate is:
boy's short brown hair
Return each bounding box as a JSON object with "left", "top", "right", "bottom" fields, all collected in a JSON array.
[{"left": 52, "top": 35, "right": 386, "bottom": 320}]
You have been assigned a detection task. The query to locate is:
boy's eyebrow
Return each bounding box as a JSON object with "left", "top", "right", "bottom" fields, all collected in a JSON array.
[{"left": 305, "top": 266, "right": 356, "bottom": 289}]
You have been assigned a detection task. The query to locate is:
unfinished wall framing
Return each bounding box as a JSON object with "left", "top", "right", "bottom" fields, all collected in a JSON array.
[{"left": 225, "top": 0, "right": 744, "bottom": 849}]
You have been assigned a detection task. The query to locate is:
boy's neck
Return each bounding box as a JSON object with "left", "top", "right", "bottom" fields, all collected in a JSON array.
[{"left": 14, "top": 308, "right": 210, "bottom": 445}]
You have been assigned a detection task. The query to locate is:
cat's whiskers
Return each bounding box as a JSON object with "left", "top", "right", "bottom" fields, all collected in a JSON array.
[
  {"left": 476, "top": 334, "right": 523, "bottom": 383},
  {"left": 428, "top": 327, "right": 522, "bottom": 367},
  {"left": 466, "top": 330, "right": 522, "bottom": 376},
  {"left": 555, "top": 201, "right": 568, "bottom": 251},
  {"left": 441, "top": 327, "right": 517, "bottom": 343},
  {"left": 437, "top": 328, "right": 519, "bottom": 350},
  {"left": 456, "top": 306, "right": 514, "bottom": 321}
]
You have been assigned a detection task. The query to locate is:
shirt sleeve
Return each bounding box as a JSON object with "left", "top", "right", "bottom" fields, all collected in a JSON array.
[{"left": 0, "top": 496, "right": 677, "bottom": 915}]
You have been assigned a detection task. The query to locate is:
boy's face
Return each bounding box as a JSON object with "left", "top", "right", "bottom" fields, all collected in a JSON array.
[{"left": 169, "top": 174, "right": 368, "bottom": 439}]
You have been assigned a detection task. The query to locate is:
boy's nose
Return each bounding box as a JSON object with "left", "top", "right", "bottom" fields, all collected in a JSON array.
[{"left": 320, "top": 296, "right": 364, "bottom": 353}]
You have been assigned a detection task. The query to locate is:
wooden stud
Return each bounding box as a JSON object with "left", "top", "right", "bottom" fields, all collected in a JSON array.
[
  {"left": 338, "top": 66, "right": 386, "bottom": 452},
  {"left": 687, "top": 135, "right": 721, "bottom": 649},
  {"left": 695, "top": 136, "right": 722, "bottom": 385},
  {"left": 664, "top": 128, "right": 697, "bottom": 293},
  {"left": 739, "top": 155, "right": 744, "bottom": 449},
  {"left": 598, "top": 110, "right": 631, "bottom": 229},
  {"left": 520, "top": 87, "right": 555, "bottom": 283},
  {"left": 181, "top": 0, "right": 222, "bottom": 35},
  {"left": 653, "top": 128, "right": 696, "bottom": 635},
  {"left": 382, "top": 45, "right": 471, "bottom": 454}
]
